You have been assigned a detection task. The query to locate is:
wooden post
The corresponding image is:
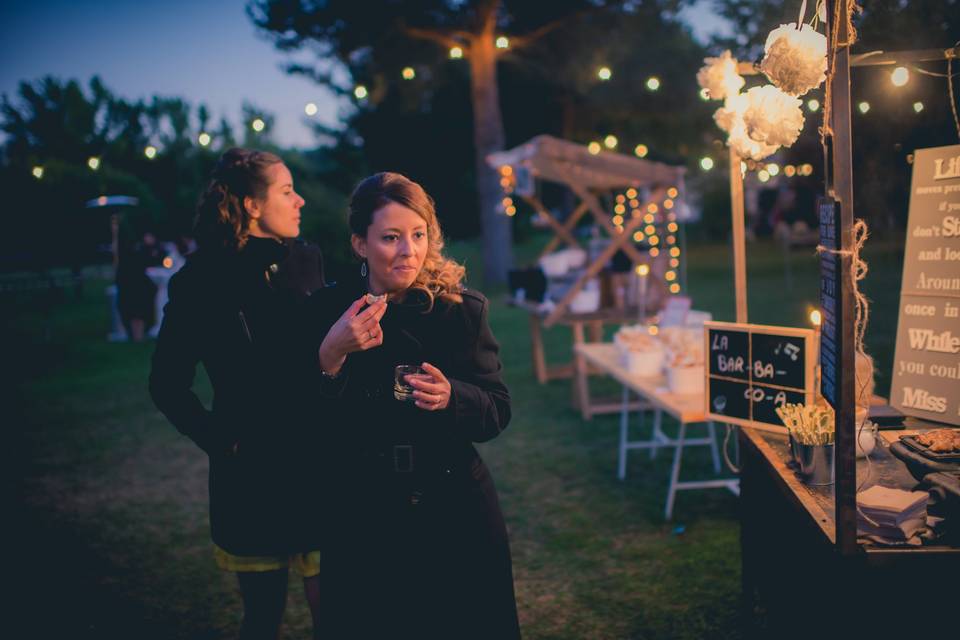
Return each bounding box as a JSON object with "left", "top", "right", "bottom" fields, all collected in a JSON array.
[
  {"left": 827, "top": 0, "right": 859, "bottom": 556},
  {"left": 729, "top": 148, "right": 748, "bottom": 323}
]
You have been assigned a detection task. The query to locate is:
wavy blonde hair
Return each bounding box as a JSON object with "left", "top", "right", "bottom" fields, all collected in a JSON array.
[
  {"left": 194, "top": 148, "right": 284, "bottom": 251},
  {"left": 349, "top": 172, "right": 465, "bottom": 308}
]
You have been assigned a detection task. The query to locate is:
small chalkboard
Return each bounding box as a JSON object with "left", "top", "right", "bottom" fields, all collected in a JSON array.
[
  {"left": 705, "top": 321, "right": 815, "bottom": 432},
  {"left": 818, "top": 197, "right": 841, "bottom": 409}
]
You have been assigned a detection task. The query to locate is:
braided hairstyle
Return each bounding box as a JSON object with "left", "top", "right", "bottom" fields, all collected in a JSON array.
[{"left": 194, "top": 148, "right": 283, "bottom": 250}]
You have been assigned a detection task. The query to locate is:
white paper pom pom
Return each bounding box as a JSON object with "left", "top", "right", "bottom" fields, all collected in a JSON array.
[
  {"left": 697, "top": 50, "right": 745, "bottom": 101},
  {"left": 728, "top": 121, "right": 779, "bottom": 161},
  {"left": 760, "top": 23, "right": 827, "bottom": 96},
  {"left": 714, "top": 93, "right": 748, "bottom": 133},
  {"left": 742, "top": 85, "right": 805, "bottom": 148}
]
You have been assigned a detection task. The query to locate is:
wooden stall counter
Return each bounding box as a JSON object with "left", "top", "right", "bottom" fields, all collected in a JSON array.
[{"left": 739, "top": 425, "right": 960, "bottom": 638}]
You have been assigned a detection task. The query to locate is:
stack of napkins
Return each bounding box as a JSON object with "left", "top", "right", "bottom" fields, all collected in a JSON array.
[{"left": 857, "top": 485, "right": 929, "bottom": 543}]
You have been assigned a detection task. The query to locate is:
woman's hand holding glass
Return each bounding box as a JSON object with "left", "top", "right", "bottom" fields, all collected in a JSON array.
[
  {"left": 408, "top": 362, "right": 451, "bottom": 411},
  {"left": 318, "top": 296, "right": 387, "bottom": 375}
]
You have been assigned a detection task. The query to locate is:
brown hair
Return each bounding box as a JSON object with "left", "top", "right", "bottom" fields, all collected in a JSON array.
[
  {"left": 194, "top": 147, "right": 283, "bottom": 250},
  {"left": 349, "top": 172, "right": 465, "bottom": 307}
]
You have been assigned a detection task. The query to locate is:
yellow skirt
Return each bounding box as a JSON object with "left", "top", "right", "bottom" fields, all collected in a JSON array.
[{"left": 213, "top": 545, "right": 321, "bottom": 578}]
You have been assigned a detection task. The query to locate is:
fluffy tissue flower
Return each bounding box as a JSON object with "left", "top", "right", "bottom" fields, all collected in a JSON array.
[
  {"left": 742, "top": 85, "right": 804, "bottom": 148},
  {"left": 760, "top": 23, "right": 827, "bottom": 96},
  {"left": 713, "top": 93, "right": 748, "bottom": 134},
  {"left": 728, "top": 121, "right": 779, "bottom": 161},
  {"left": 697, "top": 50, "right": 745, "bottom": 101}
]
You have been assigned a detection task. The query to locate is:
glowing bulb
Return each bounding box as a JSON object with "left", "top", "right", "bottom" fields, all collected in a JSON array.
[
  {"left": 667, "top": 222, "right": 678, "bottom": 232},
  {"left": 648, "top": 325, "right": 659, "bottom": 335},
  {"left": 502, "top": 197, "right": 513, "bottom": 206},
  {"left": 646, "top": 76, "right": 660, "bottom": 91},
  {"left": 670, "top": 283, "right": 681, "bottom": 294},
  {"left": 604, "top": 135, "right": 618, "bottom": 149},
  {"left": 913, "top": 102, "right": 924, "bottom": 113},
  {"left": 670, "top": 258, "right": 679, "bottom": 268},
  {"left": 500, "top": 165, "right": 513, "bottom": 176},
  {"left": 614, "top": 204, "right": 626, "bottom": 215},
  {"left": 637, "top": 264, "right": 650, "bottom": 276},
  {"left": 612, "top": 215, "right": 624, "bottom": 226},
  {"left": 801, "top": 163, "right": 814, "bottom": 176},
  {"left": 670, "top": 247, "right": 680, "bottom": 257},
  {"left": 650, "top": 247, "right": 660, "bottom": 257},
  {"left": 354, "top": 85, "right": 368, "bottom": 100},
  {"left": 810, "top": 308, "right": 822, "bottom": 327},
  {"left": 663, "top": 199, "right": 674, "bottom": 210},
  {"left": 162, "top": 257, "right": 174, "bottom": 269},
  {"left": 496, "top": 36, "right": 509, "bottom": 49},
  {"left": 629, "top": 199, "right": 640, "bottom": 209},
  {"left": 649, "top": 236, "right": 659, "bottom": 246},
  {"left": 305, "top": 102, "right": 318, "bottom": 115},
  {"left": 766, "top": 163, "right": 779, "bottom": 176},
  {"left": 645, "top": 224, "right": 656, "bottom": 235},
  {"left": 647, "top": 203, "right": 658, "bottom": 214},
  {"left": 87, "top": 156, "right": 100, "bottom": 170},
  {"left": 588, "top": 141, "right": 601, "bottom": 155},
  {"left": 807, "top": 98, "right": 820, "bottom": 112},
  {"left": 890, "top": 66, "right": 909, "bottom": 87},
  {"left": 626, "top": 188, "right": 638, "bottom": 199},
  {"left": 402, "top": 67, "right": 416, "bottom": 80},
  {"left": 450, "top": 46, "right": 463, "bottom": 59},
  {"left": 634, "top": 144, "right": 648, "bottom": 158},
  {"left": 784, "top": 165, "right": 796, "bottom": 177},
  {"left": 251, "top": 118, "right": 265, "bottom": 132},
  {"left": 667, "top": 187, "right": 678, "bottom": 199},
  {"left": 700, "top": 88, "right": 710, "bottom": 101},
  {"left": 32, "top": 166, "right": 44, "bottom": 179},
  {"left": 700, "top": 157, "right": 714, "bottom": 171},
  {"left": 144, "top": 145, "right": 157, "bottom": 159},
  {"left": 633, "top": 231, "right": 644, "bottom": 242},
  {"left": 598, "top": 66, "right": 612, "bottom": 81},
  {"left": 858, "top": 101, "right": 870, "bottom": 114},
  {"left": 505, "top": 206, "right": 516, "bottom": 216},
  {"left": 665, "top": 271, "right": 676, "bottom": 281},
  {"left": 758, "top": 169, "right": 770, "bottom": 182},
  {"left": 644, "top": 213, "right": 655, "bottom": 224},
  {"left": 198, "top": 132, "right": 211, "bottom": 146}
]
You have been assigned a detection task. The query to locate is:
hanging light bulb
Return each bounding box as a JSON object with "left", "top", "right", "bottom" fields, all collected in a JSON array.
[
  {"left": 858, "top": 101, "right": 870, "bottom": 114},
  {"left": 700, "top": 157, "right": 714, "bottom": 171},
  {"left": 305, "top": 102, "right": 319, "bottom": 115},
  {"left": 890, "top": 66, "right": 909, "bottom": 87},
  {"left": 807, "top": 98, "right": 820, "bottom": 112},
  {"left": 251, "top": 118, "right": 266, "bottom": 132},
  {"left": 598, "top": 66, "right": 612, "bottom": 81},
  {"left": 587, "top": 141, "right": 601, "bottom": 155},
  {"left": 604, "top": 135, "right": 618, "bottom": 149},
  {"left": 87, "top": 156, "right": 100, "bottom": 170},
  {"left": 32, "top": 166, "right": 44, "bottom": 179},
  {"left": 634, "top": 144, "right": 648, "bottom": 158},
  {"left": 449, "top": 46, "right": 463, "bottom": 59},
  {"left": 646, "top": 76, "right": 660, "bottom": 91},
  {"left": 144, "top": 145, "right": 157, "bottom": 159},
  {"left": 198, "top": 132, "right": 211, "bottom": 146},
  {"left": 402, "top": 67, "right": 416, "bottom": 80},
  {"left": 913, "top": 102, "right": 924, "bottom": 113},
  {"left": 496, "top": 36, "right": 509, "bottom": 49}
]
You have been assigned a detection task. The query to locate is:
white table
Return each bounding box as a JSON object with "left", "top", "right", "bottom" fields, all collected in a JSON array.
[{"left": 574, "top": 343, "right": 740, "bottom": 519}]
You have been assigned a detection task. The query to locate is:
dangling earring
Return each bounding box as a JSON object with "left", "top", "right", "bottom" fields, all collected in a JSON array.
[{"left": 360, "top": 260, "right": 367, "bottom": 278}]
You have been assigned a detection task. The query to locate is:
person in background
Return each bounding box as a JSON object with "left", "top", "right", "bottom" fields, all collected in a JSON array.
[
  {"left": 311, "top": 172, "right": 521, "bottom": 638},
  {"left": 149, "top": 148, "right": 326, "bottom": 639}
]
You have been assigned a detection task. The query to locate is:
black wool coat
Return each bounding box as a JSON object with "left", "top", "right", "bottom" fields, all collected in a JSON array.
[
  {"left": 311, "top": 278, "right": 521, "bottom": 639},
  {"left": 149, "top": 237, "right": 327, "bottom": 556}
]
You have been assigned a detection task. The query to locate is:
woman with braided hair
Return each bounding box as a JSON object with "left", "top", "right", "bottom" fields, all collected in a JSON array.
[{"left": 149, "top": 148, "right": 328, "bottom": 638}]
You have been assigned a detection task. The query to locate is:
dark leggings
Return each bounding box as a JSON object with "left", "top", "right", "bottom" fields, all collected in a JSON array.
[{"left": 237, "top": 570, "right": 322, "bottom": 640}]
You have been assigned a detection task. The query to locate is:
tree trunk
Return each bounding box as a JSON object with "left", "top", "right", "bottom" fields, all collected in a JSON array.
[{"left": 468, "top": 19, "right": 513, "bottom": 286}]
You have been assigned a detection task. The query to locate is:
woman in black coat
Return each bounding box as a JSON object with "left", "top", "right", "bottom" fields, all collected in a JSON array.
[
  {"left": 149, "top": 148, "right": 326, "bottom": 639},
  {"left": 313, "top": 172, "right": 521, "bottom": 639}
]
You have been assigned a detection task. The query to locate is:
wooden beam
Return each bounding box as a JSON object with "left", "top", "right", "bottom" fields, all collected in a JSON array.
[
  {"left": 736, "top": 46, "right": 959, "bottom": 76},
  {"left": 729, "top": 148, "right": 748, "bottom": 323},
  {"left": 827, "top": 0, "right": 859, "bottom": 558},
  {"left": 521, "top": 194, "right": 581, "bottom": 254}
]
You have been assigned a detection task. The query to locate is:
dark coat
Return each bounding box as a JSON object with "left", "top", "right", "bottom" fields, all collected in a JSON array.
[
  {"left": 311, "top": 278, "right": 521, "bottom": 639},
  {"left": 148, "top": 237, "right": 327, "bottom": 556}
]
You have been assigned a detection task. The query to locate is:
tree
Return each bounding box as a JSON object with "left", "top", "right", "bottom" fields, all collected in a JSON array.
[{"left": 248, "top": 0, "right": 641, "bottom": 285}]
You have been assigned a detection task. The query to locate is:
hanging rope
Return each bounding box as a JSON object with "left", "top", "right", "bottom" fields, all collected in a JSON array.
[{"left": 948, "top": 41, "right": 960, "bottom": 141}]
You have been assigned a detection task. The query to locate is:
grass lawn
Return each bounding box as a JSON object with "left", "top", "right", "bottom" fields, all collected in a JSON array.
[{"left": 8, "top": 233, "right": 904, "bottom": 639}]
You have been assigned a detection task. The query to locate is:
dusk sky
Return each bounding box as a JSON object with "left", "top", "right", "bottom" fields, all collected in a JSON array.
[{"left": 1, "top": 1, "right": 730, "bottom": 149}]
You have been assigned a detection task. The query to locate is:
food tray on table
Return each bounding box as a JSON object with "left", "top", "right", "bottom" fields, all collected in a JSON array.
[{"left": 899, "top": 434, "right": 960, "bottom": 462}]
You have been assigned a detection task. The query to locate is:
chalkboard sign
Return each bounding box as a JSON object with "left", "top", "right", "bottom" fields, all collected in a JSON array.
[
  {"left": 890, "top": 145, "right": 960, "bottom": 426},
  {"left": 818, "top": 197, "right": 841, "bottom": 409},
  {"left": 705, "top": 321, "right": 815, "bottom": 432}
]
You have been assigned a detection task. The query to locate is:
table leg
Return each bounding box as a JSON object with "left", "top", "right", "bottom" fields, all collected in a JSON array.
[
  {"left": 665, "top": 421, "right": 688, "bottom": 520},
  {"left": 617, "top": 385, "right": 630, "bottom": 480},
  {"left": 708, "top": 421, "right": 722, "bottom": 473},
  {"left": 572, "top": 322, "right": 590, "bottom": 418},
  {"left": 651, "top": 409, "right": 662, "bottom": 460},
  {"left": 529, "top": 315, "right": 547, "bottom": 385}
]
